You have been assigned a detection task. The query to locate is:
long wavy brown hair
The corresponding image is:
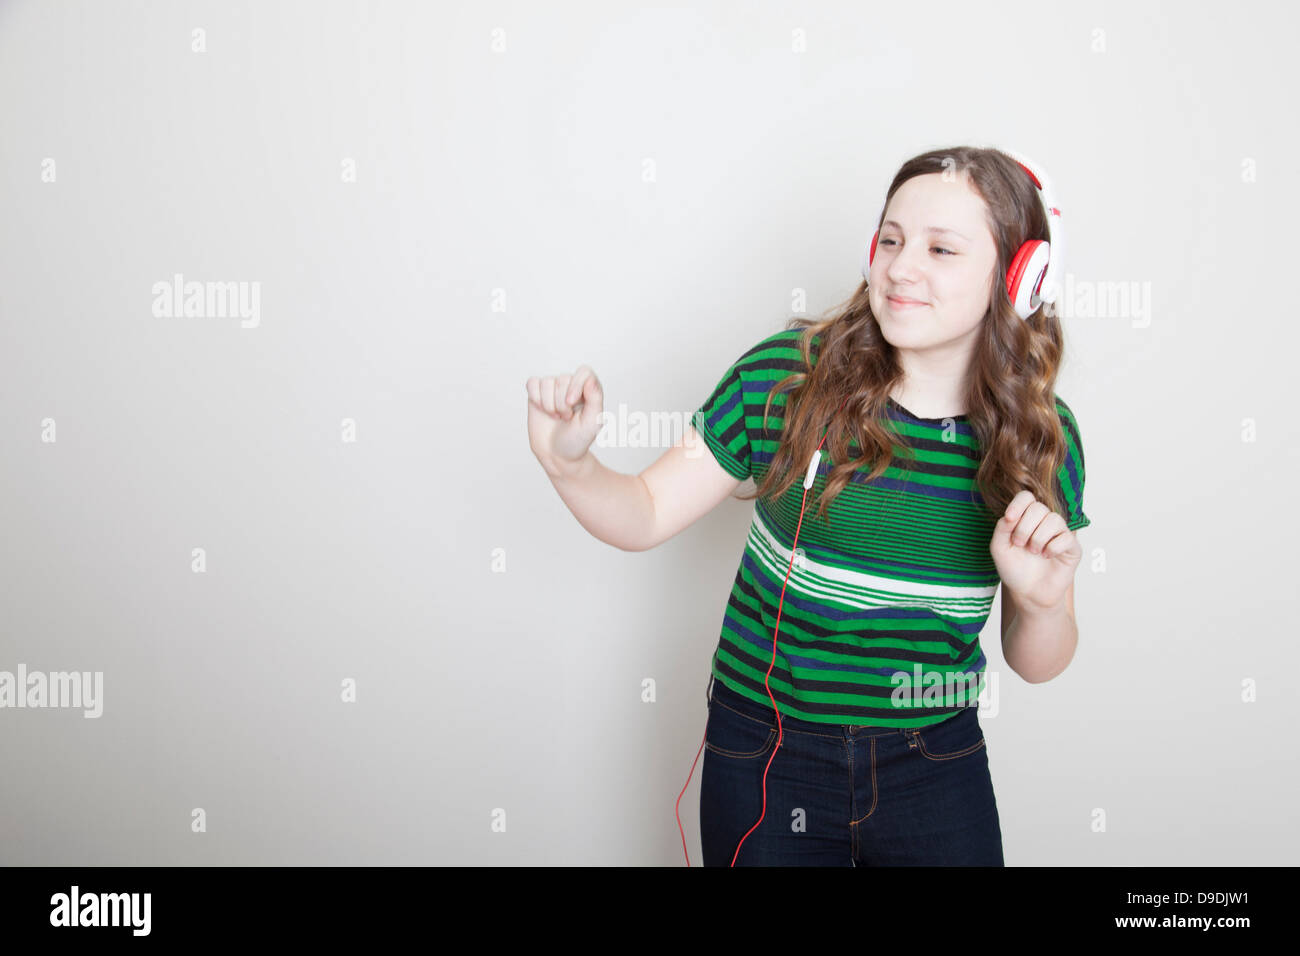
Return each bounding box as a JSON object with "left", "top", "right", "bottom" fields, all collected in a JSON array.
[{"left": 739, "top": 145, "right": 1075, "bottom": 525}]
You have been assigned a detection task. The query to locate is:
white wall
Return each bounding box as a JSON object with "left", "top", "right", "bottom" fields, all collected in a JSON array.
[{"left": 0, "top": 0, "right": 1294, "bottom": 865}]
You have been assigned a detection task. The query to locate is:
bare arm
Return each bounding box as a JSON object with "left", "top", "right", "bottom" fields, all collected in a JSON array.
[
  {"left": 999, "top": 578, "right": 1078, "bottom": 683},
  {"left": 541, "top": 423, "right": 743, "bottom": 552},
  {"left": 527, "top": 366, "right": 742, "bottom": 552}
]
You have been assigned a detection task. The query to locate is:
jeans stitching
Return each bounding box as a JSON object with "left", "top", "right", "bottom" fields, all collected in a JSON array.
[
  {"left": 914, "top": 712, "right": 986, "bottom": 761},
  {"left": 704, "top": 701, "right": 777, "bottom": 758},
  {"left": 848, "top": 738, "right": 860, "bottom": 859},
  {"left": 915, "top": 736, "right": 986, "bottom": 761},
  {"left": 850, "top": 738, "right": 878, "bottom": 824},
  {"left": 847, "top": 736, "right": 855, "bottom": 851}
]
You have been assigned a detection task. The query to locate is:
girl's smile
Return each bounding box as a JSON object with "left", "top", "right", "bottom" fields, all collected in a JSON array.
[{"left": 886, "top": 294, "right": 929, "bottom": 309}]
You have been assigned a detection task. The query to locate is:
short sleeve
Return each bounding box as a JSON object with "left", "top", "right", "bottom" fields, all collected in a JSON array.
[
  {"left": 1053, "top": 398, "right": 1090, "bottom": 531},
  {"left": 691, "top": 359, "right": 751, "bottom": 481}
]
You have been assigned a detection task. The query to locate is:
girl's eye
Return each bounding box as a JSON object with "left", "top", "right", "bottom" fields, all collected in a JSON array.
[{"left": 878, "top": 238, "right": 954, "bottom": 256}]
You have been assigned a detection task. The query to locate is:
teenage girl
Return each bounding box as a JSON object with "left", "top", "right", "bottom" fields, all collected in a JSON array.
[{"left": 525, "top": 145, "right": 1089, "bottom": 866}]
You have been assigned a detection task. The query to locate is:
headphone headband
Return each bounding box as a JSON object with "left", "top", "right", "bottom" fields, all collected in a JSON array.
[{"left": 998, "top": 147, "right": 1066, "bottom": 311}]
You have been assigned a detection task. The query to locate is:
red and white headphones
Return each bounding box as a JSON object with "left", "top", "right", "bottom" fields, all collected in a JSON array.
[{"left": 861, "top": 148, "right": 1066, "bottom": 320}]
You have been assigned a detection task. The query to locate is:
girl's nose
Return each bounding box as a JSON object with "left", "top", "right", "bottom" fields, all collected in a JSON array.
[{"left": 885, "top": 246, "right": 924, "bottom": 284}]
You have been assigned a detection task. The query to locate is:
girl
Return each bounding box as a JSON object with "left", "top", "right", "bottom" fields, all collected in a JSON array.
[{"left": 525, "top": 145, "right": 1089, "bottom": 867}]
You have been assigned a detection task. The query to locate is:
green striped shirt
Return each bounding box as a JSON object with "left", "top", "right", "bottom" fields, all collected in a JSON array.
[{"left": 692, "top": 327, "right": 1090, "bottom": 728}]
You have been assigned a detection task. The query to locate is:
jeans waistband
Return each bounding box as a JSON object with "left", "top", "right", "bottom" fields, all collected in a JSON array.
[{"left": 708, "top": 673, "right": 969, "bottom": 737}]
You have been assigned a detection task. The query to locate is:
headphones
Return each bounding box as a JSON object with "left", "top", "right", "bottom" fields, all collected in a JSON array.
[
  {"left": 676, "top": 148, "right": 1064, "bottom": 867},
  {"left": 860, "top": 148, "right": 1066, "bottom": 320}
]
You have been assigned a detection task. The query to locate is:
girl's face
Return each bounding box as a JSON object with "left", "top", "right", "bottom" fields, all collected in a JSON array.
[{"left": 867, "top": 172, "right": 999, "bottom": 356}]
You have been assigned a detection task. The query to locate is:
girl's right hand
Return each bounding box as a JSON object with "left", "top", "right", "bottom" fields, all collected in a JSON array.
[{"left": 525, "top": 365, "right": 605, "bottom": 471}]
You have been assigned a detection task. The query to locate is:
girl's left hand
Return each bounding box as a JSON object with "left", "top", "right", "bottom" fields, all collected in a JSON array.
[{"left": 990, "top": 490, "right": 1081, "bottom": 612}]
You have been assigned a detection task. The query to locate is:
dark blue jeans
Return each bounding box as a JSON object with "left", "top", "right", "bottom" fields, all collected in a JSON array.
[{"left": 700, "top": 674, "right": 1004, "bottom": 866}]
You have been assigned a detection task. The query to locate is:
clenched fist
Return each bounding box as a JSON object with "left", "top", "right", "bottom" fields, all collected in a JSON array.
[
  {"left": 525, "top": 365, "right": 605, "bottom": 474},
  {"left": 990, "top": 489, "right": 1082, "bottom": 613}
]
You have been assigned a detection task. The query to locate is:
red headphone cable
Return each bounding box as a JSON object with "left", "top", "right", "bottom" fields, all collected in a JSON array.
[{"left": 679, "top": 398, "right": 845, "bottom": 866}]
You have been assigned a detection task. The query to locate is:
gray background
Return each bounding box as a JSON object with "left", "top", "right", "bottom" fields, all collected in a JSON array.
[{"left": 1, "top": 0, "right": 1295, "bottom": 865}]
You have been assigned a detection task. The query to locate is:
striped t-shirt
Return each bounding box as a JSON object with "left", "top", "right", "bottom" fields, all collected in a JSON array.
[{"left": 691, "top": 326, "right": 1090, "bottom": 729}]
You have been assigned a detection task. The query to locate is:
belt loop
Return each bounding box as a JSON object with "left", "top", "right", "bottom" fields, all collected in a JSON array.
[{"left": 706, "top": 673, "right": 715, "bottom": 707}]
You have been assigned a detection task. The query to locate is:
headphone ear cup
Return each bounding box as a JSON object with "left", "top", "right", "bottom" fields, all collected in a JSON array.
[
  {"left": 1005, "top": 239, "right": 1050, "bottom": 319},
  {"left": 861, "top": 230, "right": 879, "bottom": 282}
]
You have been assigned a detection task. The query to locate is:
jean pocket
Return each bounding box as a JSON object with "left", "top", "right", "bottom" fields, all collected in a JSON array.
[
  {"left": 910, "top": 708, "right": 985, "bottom": 761},
  {"left": 704, "top": 699, "right": 778, "bottom": 759}
]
